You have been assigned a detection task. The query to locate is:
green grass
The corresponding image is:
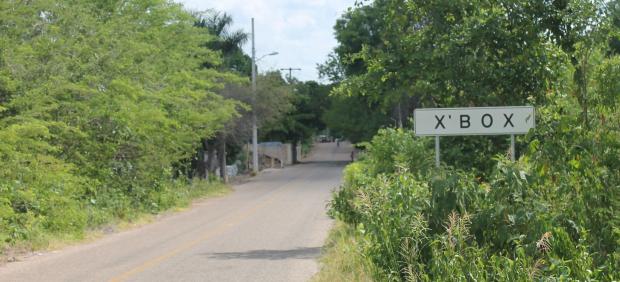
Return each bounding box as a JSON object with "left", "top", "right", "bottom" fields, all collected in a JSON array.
[
  {"left": 1, "top": 180, "right": 231, "bottom": 263},
  {"left": 175, "top": 180, "right": 231, "bottom": 208},
  {"left": 313, "top": 221, "right": 377, "bottom": 282}
]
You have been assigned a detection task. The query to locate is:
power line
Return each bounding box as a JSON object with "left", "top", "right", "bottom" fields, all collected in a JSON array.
[{"left": 280, "top": 68, "right": 301, "bottom": 81}]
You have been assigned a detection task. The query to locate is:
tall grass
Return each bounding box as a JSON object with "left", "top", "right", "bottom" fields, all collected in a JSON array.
[
  {"left": 0, "top": 179, "right": 229, "bottom": 257},
  {"left": 327, "top": 102, "right": 620, "bottom": 281},
  {"left": 312, "top": 221, "right": 377, "bottom": 282}
]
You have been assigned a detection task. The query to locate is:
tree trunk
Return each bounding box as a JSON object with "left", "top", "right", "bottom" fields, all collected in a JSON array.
[
  {"left": 207, "top": 139, "right": 217, "bottom": 177},
  {"left": 397, "top": 102, "right": 403, "bottom": 129},
  {"left": 217, "top": 133, "right": 227, "bottom": 183},
  {"left": 291, "top": 141, "right": 298, "bottom": 164},
  {"left": 246, "top": 142, "right": 251, "bottom": 172},
  {"left": 201, "top": 138, "right": 209, "bottom": 179}
]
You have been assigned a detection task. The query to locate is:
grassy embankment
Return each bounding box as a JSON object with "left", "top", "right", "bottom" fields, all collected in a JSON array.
[
  {"left": 313, "top": 221, "right": 377, "bottom": 282},
  {"left": 1, "top": 181, "right": 230, "bottom": 263}
]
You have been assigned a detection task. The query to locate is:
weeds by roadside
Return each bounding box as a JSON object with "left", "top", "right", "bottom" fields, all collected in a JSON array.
[
  {"left": 0, "top": 180, "right": 230, "bottom": 264},
  {"left": 312, "top": 221, "right": 377, "bottom": 282},
  {"left": 326, "top": 123, "right": 619, "bottom": 281}
]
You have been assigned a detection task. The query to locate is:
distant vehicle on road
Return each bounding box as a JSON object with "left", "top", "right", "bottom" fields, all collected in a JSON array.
[{"left": 318, "top": 135, "right": 330, "bottom": 143}]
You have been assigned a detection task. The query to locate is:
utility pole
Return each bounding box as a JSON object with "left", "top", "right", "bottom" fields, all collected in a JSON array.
[
  {"left": 251, "top": 18, "right": 258, "bottom": 174},
  {"left": 250, "top": 19, "right": 278, "bottom": 174},
  {"left": 280, "top": 67, "right": 301, "bottom": 81}
]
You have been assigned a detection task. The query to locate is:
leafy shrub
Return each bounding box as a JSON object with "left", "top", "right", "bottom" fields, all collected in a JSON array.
[
  {"left": 329, "top": 106, "right": 620, "bottom": 280},
  {"left": 360, "top": 128, "right": 433, "bottom": 176},
  {"left": 328, "top": 162, "right": 368, "bottom": 225},
  {"left": 0, "top": 0, "right": 238, "bottom": 251}
]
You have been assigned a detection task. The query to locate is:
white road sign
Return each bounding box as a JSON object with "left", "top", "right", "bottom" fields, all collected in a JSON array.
[{"left": 414, "top": 106, "right": 535, "bottom": 136}]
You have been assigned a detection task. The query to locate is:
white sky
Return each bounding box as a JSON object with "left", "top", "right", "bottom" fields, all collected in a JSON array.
[{"left": 175, "top": 0, "right": 355, "bottom": 82}]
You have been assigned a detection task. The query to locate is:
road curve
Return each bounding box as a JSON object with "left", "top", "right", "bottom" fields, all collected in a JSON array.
[{"left": 0, "top": 142, "right": 352, "bottom": 282}]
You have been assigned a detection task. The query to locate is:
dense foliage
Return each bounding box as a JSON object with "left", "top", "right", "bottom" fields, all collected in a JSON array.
[
  {"left": 0, "top": 0, "right": 241, "bottom": 249},
  {"left": 327, "top": 0, "right": 620, "bottom": 280},
  {"left": 262, "top": 80, "right": 332, "bottom": 162},
  {"left": 321, "top": 0, "right": 614, "bottom": 173},
  {"left": 331, "top": 113, "right": 619, "bottom": 280}
]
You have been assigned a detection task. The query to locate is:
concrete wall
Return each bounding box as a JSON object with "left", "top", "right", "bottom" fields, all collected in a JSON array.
[
  {"left": 284, "top": 143, "right": 293, "bottom": 165},
  {"left": 254, "top": 142, "right": 296, "bottom": 169}
]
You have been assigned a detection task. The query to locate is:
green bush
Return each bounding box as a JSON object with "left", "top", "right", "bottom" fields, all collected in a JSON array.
[
  {"left": 360, "top": 128, "right": 433, "bottom": 176},
  {"left": 0, "top": 0, "right": 238, "bottom": 251},
  {"left": 329, "top": 103, "right": 620, "bottom": 280}
]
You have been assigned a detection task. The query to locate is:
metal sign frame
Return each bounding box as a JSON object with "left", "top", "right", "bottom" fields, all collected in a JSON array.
[
  {"left": 414, "top": 106, "right": 536, "bottom": 167},
  {"left": 414, "top": 106, "right": 535, "bottom": 136}
]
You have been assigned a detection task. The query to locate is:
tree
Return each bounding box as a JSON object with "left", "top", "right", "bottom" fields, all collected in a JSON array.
[
  {"left": 322, "top": 0, "right": 606, "bottom": 172},
  {"left": 193, "top": 10, "right": 252, "bottom": 181},
  {"left": 0, "top": 0, "right": 241, "bottom": 244},
  {"left": 262, "top": 80, "right": 331, "bottom": 163},
  {"left": 323, "top": 95, "right": 390, "bottom": 144},
  {"left": 318, "top": 0, "right": 408, "bottom": 140},
  {"left": 609, "top": 0, "right": 620, "bottom": 54},
  {"left": 216, "top": 72, "right": 294, "bottom": 168},
  {"left": 195, "top": 10, "right": 252, "bottom": 75}
]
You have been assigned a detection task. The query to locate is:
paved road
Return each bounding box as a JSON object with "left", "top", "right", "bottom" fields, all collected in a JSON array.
[{"left": 0, "top": 142, "right": 351, "bottom": 282}]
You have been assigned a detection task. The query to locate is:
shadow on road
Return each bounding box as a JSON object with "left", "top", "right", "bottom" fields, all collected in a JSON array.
[{"left": 205, "top": 247, "right": 322, "bottom": 260}]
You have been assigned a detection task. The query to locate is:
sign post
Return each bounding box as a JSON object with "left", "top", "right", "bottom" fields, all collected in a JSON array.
[
  {"left": 414, "top": 106, "right": 535, "bottom": 166},
  {"left": 435, "top": 136, "right": 440, "bottom": 168},
  {"left": 510, "top": 134, "right": 515, "bottom": 162}
]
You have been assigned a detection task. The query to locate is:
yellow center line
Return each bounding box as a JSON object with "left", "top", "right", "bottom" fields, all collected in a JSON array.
[{"left": 108, "top": 177, "right": 302, "bottom": 282}]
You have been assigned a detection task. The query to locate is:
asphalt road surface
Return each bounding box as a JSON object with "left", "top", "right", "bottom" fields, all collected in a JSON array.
[{"left": 0, "top": 142, "right": 352, "bottom": 282}]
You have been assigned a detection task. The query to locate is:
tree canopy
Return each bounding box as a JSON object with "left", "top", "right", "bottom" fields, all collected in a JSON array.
[
  {"left": 320, "top": 0, "right": 615, "bottom": 170},
  {"left": 0, "top": 0, "right": 242, "bottom": 246},
  {"left": 323, "top": 1, "right": 620, "bottom": 280}
]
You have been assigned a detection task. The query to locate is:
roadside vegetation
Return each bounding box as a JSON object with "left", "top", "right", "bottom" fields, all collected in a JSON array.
[
  {"left": 328, "top": 125, "right": 619, "bottom": 280},
  {"left": 0, "top": 1, "right": 329, "bottom": 255},
  {"left": 320, "top": 0, "right": 620, "bottom": 281},
  {"left": 312, "top": 221, "right": 375, "bottom": 282},
  {"left": 0, "top": 0, "right": 243, "bottom": 254}
]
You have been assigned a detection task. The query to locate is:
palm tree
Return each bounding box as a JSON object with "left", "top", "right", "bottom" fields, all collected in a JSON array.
[
  {"left": 194, "top": 11, "right": 251, "bottom": 75},
  {"left": 193, "top": 10, "right": 252, "bottom": 181},
  {"left": 195, "top": 11, "right": 247, "bottom": 53}
]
